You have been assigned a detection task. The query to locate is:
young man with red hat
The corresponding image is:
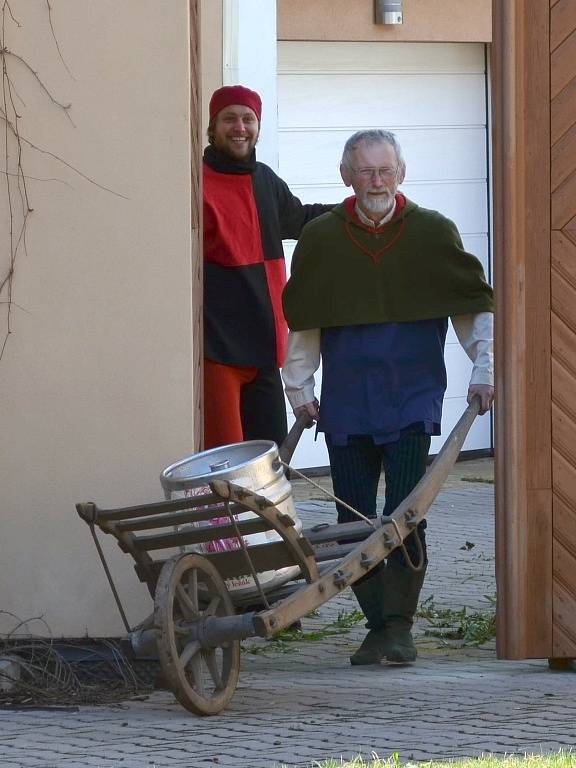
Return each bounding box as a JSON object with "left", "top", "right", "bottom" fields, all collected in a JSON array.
[{"left": 203, "top": 84, "right": 331, "bottom": 450}]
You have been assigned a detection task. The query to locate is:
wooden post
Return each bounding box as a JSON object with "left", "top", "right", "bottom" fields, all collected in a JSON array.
[{"left": 492, "top": 0, "right": 553, "bottom": 658}]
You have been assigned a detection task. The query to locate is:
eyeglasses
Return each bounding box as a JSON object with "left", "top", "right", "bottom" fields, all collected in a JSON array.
[{"left": 351, "top": 166, "right": 398, "bottom": 180}]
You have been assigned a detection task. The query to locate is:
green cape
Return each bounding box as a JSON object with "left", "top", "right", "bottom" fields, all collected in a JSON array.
[{"left": 282, "top": 198, "right": 493, "bottom": 331}]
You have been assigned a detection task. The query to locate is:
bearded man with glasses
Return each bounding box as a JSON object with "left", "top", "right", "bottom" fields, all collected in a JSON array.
[{"left": 281, "top": 129, "right": 494, "bottom": 667}]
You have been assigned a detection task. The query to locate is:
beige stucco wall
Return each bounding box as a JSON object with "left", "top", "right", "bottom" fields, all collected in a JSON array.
[
  {"left": 0, "top": 1, "right": 195, "bottom": 636},
  {"left": 278, "top": 0, "right": 492, "bottom": 43}
]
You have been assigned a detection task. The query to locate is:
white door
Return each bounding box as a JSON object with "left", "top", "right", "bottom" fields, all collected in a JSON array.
[{"left": 278, "top": 41, "right": 492, "bottom": 469}]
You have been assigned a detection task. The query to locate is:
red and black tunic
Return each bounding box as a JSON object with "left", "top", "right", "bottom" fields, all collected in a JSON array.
[{"left": 203, "top": 145, "right": 331, "bottom": 368}]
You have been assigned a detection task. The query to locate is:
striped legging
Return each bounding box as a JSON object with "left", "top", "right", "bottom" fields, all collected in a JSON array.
[{"left": 326, "top": 429, "right": 431, "bottom": 567}]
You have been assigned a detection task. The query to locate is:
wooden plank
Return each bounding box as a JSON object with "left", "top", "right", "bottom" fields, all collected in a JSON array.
[
  {"left": 552, "top": 625, "right": 576, "bottom": 657},
  {"left": 552, "top": 579, "right": 576, "bottom": 650},
  {"left": 551, "top": 268, "right": 576, "bottom": 331},
  {"left": 492, "top": 0, "right": 552, "bottom": 659},
  {"left": 131, "top": 516, "right": 276, "bottom": 551},
  {"left": 523, "top": 489, "right": 553, "bottom": 647},
  {"left": 212, "top": 539, "right": 368, "bottom": 570},
  {"left": 552, "top": 402, "right": 576, "bottom": 469},
  {"left": 551, "top": 77, "right": 576, "bottom": 144},
  {"left": 552, "top": 229, "right": 576, "bottom": 284},
  {"left": 551, "top": 28, "right": 576, "bottom": 99},
  {"left": 552, "top": 448, "right": 576, "bottom": 520},
  {"left": 554, "top": 531, "right": 576, "bottom": 592},
  {"left": 304, "top": 520, "right": 376, "bottom": 545},
  {"left": 552, "top": 357, "right": 576, "bottom": 424},
  {"left": 135, "top": 541, "right": 303, "bottom": 582},
  {"left": 77, "top": 495, "right": 220, "bottom": 523},
  {"left": 551, "top": 0, "right": 576, "bottom": 52},
  {"left": 552, "top": 311, "right": 576, "bottom": 375},
  {"left": 517, "top": 15, "right": 551, "bottom": 498},
  {"left": 118, "top": 513, "right": 373, "bottom": 539},
  {"left": 552, "top": 495, "right": 576, "bottom": 559},
  {"left": 551, "top": 125, "right": 576, "bottom": 190},
  {"left": 204, "top": 538, "right": 315, "bottom": 578},
  {"left": 113, "top": 504, "right": 272, "bottom": 533},
  {"left": 565, "top": 217, "right": 576, "bottom": 243},
  {"left": 552, "top": 170, "right": 576, "bottom": 229}
]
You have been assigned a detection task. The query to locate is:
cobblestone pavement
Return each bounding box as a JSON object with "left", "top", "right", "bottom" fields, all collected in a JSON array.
[{"left": 2, "top": 465, "right": 576, "bottom": 768}]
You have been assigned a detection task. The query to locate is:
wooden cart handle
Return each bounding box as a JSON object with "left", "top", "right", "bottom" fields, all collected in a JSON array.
[{"left": 279, "top": 412, "right": 314, "bottom": 464}]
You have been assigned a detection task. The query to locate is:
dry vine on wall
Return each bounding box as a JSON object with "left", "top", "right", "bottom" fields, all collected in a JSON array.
[
  {"left": 0, "top": 0, "right": 74, "bottom": 361},
  {"left": 0, "top": 1, "right": 124, "bottom": 362}
]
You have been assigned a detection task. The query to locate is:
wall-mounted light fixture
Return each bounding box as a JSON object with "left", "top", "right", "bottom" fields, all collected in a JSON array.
[{"left": 375, "top": 0, "right": 403, "bottom": 25}]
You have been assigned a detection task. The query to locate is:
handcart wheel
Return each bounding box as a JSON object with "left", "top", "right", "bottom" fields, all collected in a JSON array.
[{"left": 154, "top": 553, "right": 240, "bottom": 716}]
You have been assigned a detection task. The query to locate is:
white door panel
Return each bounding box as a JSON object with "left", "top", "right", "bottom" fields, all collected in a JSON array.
[
  {"left": 279, "top": 41, "right": 485, "bottom": 75},
  {"left": 278, "top": 75, "right": 486, "bottom": 129},
  {"left": 279, "top": 127, "right": 487, "bottom": 186},
  {"left": 402, "top": 181, "right": 488, "bottom": 234}
]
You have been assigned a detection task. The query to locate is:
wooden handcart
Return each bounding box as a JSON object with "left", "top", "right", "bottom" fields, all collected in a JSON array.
[{"left": 76, "top": 400, "right": 480, "bottom": 716}]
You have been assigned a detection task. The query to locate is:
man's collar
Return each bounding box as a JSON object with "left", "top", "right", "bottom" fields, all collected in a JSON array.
[{"left": 203, "top": 144, "right": 257, "bottom": 174}]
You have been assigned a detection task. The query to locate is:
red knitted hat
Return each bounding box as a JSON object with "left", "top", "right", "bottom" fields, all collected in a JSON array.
[{"left": 209, "top": 85, "right": 262, "bottom": 122}]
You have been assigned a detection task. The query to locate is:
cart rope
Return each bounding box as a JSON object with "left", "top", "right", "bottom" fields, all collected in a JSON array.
[
  {"left": 280, "top": 459, "right": 424, "bottom": 571},
  {"left": 387, "top": 517, "right": 425, "bottom": 572},
  {"left": 225, "top": 501, "right": 271, "bottom": 611},
  {"left": 279, "top": 460, "right": 377, "bottom": 528}
]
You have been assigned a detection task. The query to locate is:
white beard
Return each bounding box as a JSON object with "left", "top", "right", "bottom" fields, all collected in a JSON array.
[{"left": 358, "top": 189, "right": 395, "bottom": 217}]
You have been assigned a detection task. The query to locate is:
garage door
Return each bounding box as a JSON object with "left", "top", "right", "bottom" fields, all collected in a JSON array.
[{"left": 278, "top": 41, "right": 491, "bottom": 469}]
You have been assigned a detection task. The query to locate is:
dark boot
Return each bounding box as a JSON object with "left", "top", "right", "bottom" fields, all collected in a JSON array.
[
  {"left": 349, "top": 568, "right": 388, "bottom": 665},
  {"left": 379, "top": 559, "right": 427, "bottom": 664}
]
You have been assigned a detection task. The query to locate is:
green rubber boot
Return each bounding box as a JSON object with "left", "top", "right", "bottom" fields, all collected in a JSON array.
[
  {"left": 350, "top": 568, "right": 388, "bottom": 666},
  {"left": 379, "top": 559, "right": 427, "bottom": 664}
]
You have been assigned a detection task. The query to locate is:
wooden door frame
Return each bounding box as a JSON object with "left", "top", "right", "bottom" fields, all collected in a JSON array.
[
  {"left": 492, "top": 0, "right": 553, "bottom": 658},
  {"left": 191, "top": 0, "right": 204, "bottom": 452}
]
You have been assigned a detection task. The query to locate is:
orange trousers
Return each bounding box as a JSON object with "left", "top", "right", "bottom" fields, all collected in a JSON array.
[{"left": 203, "top": 358, "right": 288, "bottom": 450}]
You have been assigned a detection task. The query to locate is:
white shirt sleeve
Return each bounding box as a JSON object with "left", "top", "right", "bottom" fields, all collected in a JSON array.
[
  {"left": 451, "top": 312, "right": 494, "bottom": 387},
  {"left": 281, "top": 329, "right": 321, "bottom": 408}
]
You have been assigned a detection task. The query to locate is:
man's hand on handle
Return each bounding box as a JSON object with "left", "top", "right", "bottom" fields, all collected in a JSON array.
[
  {"left": 468, "top": 384, "right": 494, "bottom": 416},
  {"left": 294, "top": 399, "right": 320, "bottom": 422}
]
